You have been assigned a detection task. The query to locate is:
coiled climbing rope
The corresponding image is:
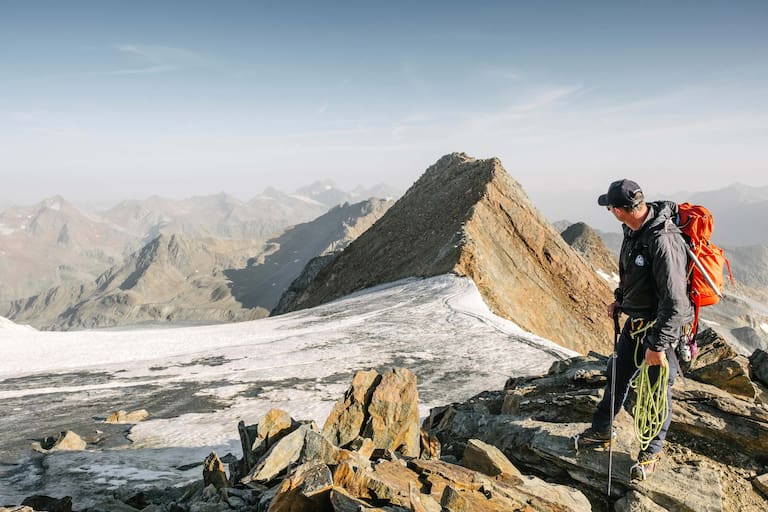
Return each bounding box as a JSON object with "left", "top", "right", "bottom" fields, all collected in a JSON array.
[
  {"left": 628, "top": 318, "right": 670, "bottom": 451},
  {"left": 630, "top": 358, "right": 669, "bottom": 451}
]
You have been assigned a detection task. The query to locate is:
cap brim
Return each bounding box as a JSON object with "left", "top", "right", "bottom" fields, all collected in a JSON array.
[{"left": 597, "top": 194, "right": 610, "bottom": 206}]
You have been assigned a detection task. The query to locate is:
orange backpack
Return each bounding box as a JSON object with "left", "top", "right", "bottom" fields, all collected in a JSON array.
[{"left": 675, "top": 202, "right": 734, "bottom": 334}]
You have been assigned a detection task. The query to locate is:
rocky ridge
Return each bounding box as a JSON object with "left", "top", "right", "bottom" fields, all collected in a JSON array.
[
  {"left": 280, "top": 153, "right": 614, "bottom": 355},
  {"left": 560, "top": 222, "right": 619, "bottom": 283}
]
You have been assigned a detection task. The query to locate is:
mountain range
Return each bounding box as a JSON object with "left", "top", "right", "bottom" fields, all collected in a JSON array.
[
  {"left": 0, "top": 182, "right": 402, "bottom": 307},
  {"left": 6, "top": 199, "right": 393, "bottom": 330}
]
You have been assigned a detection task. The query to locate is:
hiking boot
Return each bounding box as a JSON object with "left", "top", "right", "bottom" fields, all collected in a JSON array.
[
  {"left": 630, "top": 450, "right": 662, "bottom": 481},
  {"left": 571, "top": 427, "right": 614, "bottom": 451}
]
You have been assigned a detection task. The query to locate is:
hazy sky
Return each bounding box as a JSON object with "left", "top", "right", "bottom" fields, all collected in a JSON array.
[{"left": 1, "top": 0, "right": 766, "bottom": 225}]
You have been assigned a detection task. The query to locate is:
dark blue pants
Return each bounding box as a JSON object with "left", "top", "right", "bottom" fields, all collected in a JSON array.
[{"left": 592, "top": 318, "right": 678, "bottom": 455}]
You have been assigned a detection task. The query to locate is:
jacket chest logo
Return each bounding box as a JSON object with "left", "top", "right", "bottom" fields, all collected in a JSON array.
[{"left": 634, "top": 254, "right": 646, "bottom": 267}]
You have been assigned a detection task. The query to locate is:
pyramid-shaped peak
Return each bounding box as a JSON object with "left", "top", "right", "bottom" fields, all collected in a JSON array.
[{"left": 282, "top": 154, "right": 613, "bottom": 354}]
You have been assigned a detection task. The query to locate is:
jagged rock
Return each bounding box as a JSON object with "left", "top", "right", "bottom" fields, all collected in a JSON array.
[
  {"left": 299, "top": 430, "right": 343, "bottom": 465},
  {"left": 329, "top": 488, "right": 408, "bottom": 511},
  {"left": 257, "top": 409, "right": 294, "bottom": 444},
  {"left": 105, "top": 409, "right": 149, "bottom": 423},
  {"left": 203, "top": 452, "right": 229, "bottom": 490},
  {"left": 689, "top": 356, "right": 756, "bottom": 398},
  {"left": 749, "top": 349, "right": 768, "bottom": 387},
  {"left": 267, "top": 460, "right": 333, "bottom": 512},
  {"left": 426, "top": 345, "right": 768, "bottom": 511},
  {"left": 0, "top": 507, "right": 36, "bottom": 512},
  {"left": 243, "top": 423, "right": 317, "bottom": 484},
  {"left": 461, "top": 438, "right": 522, "bottom": 479},
  {"left": 20, "top": 496, "right": 72, "bottom": 512},
  {"left": 753, "top": 472, "right": 768, "bottom": 497},
  {"left": 323, "top": 368, "right": 420, "bottom": 457},
  {"left": 323, "top": 369, "right": 380, "bottom": 448},
  {"left": 614, "top": 490, "right": 668, "bottom": 512},
  {"left": 32, "top": 431, "right": 86, "bottom": 452},
  {"left": 419, "top": 429, "right": 440, "bottom": 460},
  {"left": 282, "top": 153, "right": 614, "bottom": 355},
  {"left": 409, "top": 458, "right": 590, "bottom": 512}
]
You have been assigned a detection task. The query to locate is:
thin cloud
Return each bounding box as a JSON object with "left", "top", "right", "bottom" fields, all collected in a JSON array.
[{"left": 104, "top": 44, "right": 208, "bottom": 75}]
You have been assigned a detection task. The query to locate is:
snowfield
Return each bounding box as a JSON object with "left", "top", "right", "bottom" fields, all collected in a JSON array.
[{"left": 0, "top": 274, "right": 577, "bottom": 505}]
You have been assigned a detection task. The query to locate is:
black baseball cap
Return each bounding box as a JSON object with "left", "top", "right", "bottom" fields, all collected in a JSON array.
[{"left": 597, "top": 179, "right": 644, "bottom": 208}]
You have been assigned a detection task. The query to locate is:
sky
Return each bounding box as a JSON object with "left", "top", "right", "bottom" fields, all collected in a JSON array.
[
  {"left": 1, "top": 1, "right": 766, "bottom": 225},
  {"left": 0, "top": 275, "right": 575, "bottom": 503}
]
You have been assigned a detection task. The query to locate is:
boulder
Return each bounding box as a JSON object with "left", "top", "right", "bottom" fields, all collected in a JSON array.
[
  {"left": 749, "top": 349, "right": 768, "bottom": 387},
  {"left": 32, "top": 431, "right": 86, "bottom": 452},
  {"left": 461, "top": 439, "right": 522, "bottom": 479},
  {"left": 20, "top": 496, "right": 72, "bottom": 512},
  {"left": 323, "top": 368, "right": 420, "bottom": 457},
  {"left": 267, "top": 460, "right": 333, "bottom": 512},
  {"left": 105, "top": 409, "right": 149, "bottom": 424},
  {"left": 257, "top": 409, "right": 293, "bottom": 443},
  {"left": 323, "top": 369, "right": 380, "bottom": 448},
  {"left": 752, "top": 472, "right": 768, "bottom": 497},
  {"left": 243, "top": 423, "right": 316, "bottom": 484}
]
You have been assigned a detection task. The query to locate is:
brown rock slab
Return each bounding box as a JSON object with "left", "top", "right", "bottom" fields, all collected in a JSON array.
[
  {"left": 462, "top": 438, "right": 522, "bottom": 478},
  {"left": 361, "top": 368, "right": 420, "bottom": 457},
  {"left": 258, "top": 408, "right": 294, "bottom": 443},
  {"left": 753, "top": 472, "right": 768, "bottom": 497},
  {"left": 268, "top": 460, "right": 333, "bottom": 512},
  {"left": 105, "top": 409, "right": 149, "bottom": 424},
  {"left": 243, "top": 423, "right": 315, "bottom": 484},
  {"left": 323, "top": 369, "right": 380, "bottom": 448}
]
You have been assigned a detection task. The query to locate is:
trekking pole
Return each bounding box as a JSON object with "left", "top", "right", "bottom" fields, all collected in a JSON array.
[{"left": 607, "top": 306, "right": 621, "bottom": 499}]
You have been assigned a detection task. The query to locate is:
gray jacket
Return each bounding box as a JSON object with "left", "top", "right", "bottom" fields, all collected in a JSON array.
[{"left": 617, "top": 201, "right": 694, "bottom": 351}]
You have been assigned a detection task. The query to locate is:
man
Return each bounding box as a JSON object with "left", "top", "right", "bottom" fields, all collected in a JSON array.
[{"left": 575, "top": 179, "right": 693, "bottom": 480}]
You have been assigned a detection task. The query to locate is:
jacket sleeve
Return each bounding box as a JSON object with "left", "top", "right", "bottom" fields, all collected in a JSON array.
[{"left": 645, "top": 227, "right": 693, "bottom": 351}]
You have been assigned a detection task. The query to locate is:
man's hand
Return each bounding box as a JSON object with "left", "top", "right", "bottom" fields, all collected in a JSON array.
[
  {"left": 644, "top": 348, "right": 667, "bottom": 367},
  {"left": 607, "top": 301, "right": 620, "bottom": 319}
]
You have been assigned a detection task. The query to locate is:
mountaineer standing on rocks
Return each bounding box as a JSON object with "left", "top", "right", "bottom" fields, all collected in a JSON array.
[{"left": 574, "top": 179, "right": 694, "bottom": 480}]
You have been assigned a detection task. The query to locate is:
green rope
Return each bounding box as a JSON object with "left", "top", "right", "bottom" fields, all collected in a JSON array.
[{"left": 630, "top": 358, "right": 669, "bottom": 451}]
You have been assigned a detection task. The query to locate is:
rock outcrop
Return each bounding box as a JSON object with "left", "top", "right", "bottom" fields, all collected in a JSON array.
[
  {"left": 228, "top": 368, "right": 591, "bottom": 512},
  {"left": 561, "top": 221, "right": 619, "bottom": 282},
  {"left": 425, "top": 328, "right": 768, "bottom": 511},
  {"left": 322, "top": 368, "right": 421, "bottom": 457},
  {"left": 280, "top": 153, "right": 614, "bottom": 354}
]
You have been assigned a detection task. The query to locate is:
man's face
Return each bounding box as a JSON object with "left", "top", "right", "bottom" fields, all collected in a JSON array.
[{"left": 607, "top": 205, "right": 630, "bottom": 223}]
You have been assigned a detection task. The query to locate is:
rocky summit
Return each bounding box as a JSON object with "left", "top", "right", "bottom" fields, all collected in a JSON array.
[
  {"left": 280, "top": 153, "right": 614, "bottom": 354},
  {"left": 561, "top": 222, "right": 619, "bottom": 283}
]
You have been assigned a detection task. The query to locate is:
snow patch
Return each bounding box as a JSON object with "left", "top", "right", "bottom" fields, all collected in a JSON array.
[
  {"left": 596, "top": 269, "right": 619, "bottom": 284},
  {"left": 288, "top": 194, "right": 325, "bottom": 206},
  {"left": 0, "top": 223, "right": 19, "bottom": 235},
  {"left": 761, "top": 323, "right": 768, "bottom": 334}
]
